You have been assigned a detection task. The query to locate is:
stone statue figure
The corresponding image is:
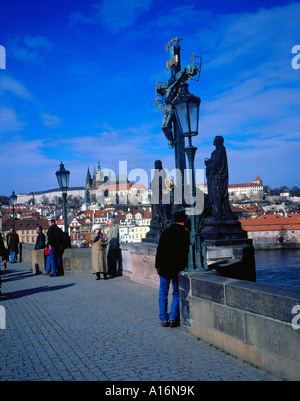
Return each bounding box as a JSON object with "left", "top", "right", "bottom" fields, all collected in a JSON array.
[
  {"left": 144, "top": 160, "right": 174, "bottom": 243},
  {"left": 205, "top": 136, "right": 235, "bottom": 220}
]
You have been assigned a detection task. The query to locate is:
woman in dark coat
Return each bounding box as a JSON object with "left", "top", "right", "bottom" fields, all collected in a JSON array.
[{"left": 7, "top": 229, "right": 19, "bottom": 263}]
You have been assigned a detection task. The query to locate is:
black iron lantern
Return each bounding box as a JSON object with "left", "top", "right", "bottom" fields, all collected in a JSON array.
[
  {"left": 173, "top": 83, "right": 201, "bottom": 137},
  {"left": 10, "top": 190, "right": 17, "bottom": 206},
  {"left": 55, "top": 162, "right": 70, "bottom": 193}
]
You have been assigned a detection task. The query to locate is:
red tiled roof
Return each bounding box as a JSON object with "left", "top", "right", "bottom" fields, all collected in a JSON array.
[{"left": 240, "top": 214, "right": 300, "bottom": 232}]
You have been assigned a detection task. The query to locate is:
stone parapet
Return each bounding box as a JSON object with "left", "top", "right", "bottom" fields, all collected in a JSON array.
[
  {"left": 120, "top": 243, "right": 159, "bottom": 289},
  {"left": 22, "top": 243, "right": 159, "bottom": 286},
  {"left": 179, "top": 270, "right": 300, "bottom": 381}
]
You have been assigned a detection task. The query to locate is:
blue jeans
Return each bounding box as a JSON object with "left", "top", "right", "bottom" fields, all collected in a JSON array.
[
  {"left": 158, "top": 276, "right": 179, "bottom": 322},
  {"left": 10, "top": 251, "right": 16, "bottom": 262},
  {"left": 45, "top": 255, "right": 51, "bottom": 273},
  {"left": 49, "top": 247, "right": 62, "bottom": 276}
]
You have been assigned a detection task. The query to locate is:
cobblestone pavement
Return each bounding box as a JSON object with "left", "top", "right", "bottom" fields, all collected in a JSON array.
[{"left": 0, "top": 262, "right": 280, "bottom": 382}]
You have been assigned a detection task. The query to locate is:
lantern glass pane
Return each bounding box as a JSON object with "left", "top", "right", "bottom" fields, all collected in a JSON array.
[
  {"left": 56, "top": 174, "right": 63, "bottom": 189},
  {"left": 10, "top": 192, "right": 17, "bottom": 206},
  {"left": 189, "top": 102, "right": 199, "bottom": 133},
  {"left": 64, "top": 172, "right": 70, "bottom": 189},
  {"left": 175, "top": 102, "right": 190, "bottom": 134},
  {"left": 56, "top": 163, "right": 70, "bottom": 191}
]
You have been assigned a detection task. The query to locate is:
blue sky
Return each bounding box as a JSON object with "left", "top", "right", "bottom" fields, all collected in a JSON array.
[{"left": 1, "top": 0, "right": 300, "bottom": 196}]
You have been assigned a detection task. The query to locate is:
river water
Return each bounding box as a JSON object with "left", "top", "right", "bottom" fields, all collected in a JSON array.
[{"left": 255, "top": 249, "right": 300, "bottom": 290}]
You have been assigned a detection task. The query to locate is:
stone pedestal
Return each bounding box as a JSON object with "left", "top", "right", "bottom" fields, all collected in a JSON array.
[
  {"left": 142, "top": 221, "right": 161, "bottom": 244},
  {"left": 120, "top": 243, "right": 159, "bottom": 289},
  {"left": 32, "top": 250, "right": 45, "bottom": 274},
  {"left": 201, "top": 217, "right": 256, "bottom": 282}
]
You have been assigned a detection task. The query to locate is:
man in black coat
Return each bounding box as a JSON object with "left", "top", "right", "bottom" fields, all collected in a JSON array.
[
  {"left": 0, "top": 233, "right": 9, "bottom": 296},
  {"left": 155, "top": 209, "right": 190, "bottom": 327},
  {"left": 47, "top": 219, "right": 64, "bottom": 276},
  {"left": 34, "top": 226, "right": 46, "bottom": 250}
]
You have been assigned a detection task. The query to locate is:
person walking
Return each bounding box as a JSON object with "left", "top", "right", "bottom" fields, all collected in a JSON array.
[
  {"left": 155, "top": 209, "right": 190, "bottom": 328},
  {"left": 47, "top": 219, "right": 64, "bottom": 277},
  {"left": 7, "top": 229, "right": 19, "bottom": 263},
  {"left": 90, "top": 224, "right": 108, "bottom": 280},
  {"left": 107, "top": 218, "right": 120, "bottom": 275}
]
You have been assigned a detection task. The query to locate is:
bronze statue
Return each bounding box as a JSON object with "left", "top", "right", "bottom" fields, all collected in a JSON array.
[
  {"left": 205, "top": 136, "right": 235, "bottom": 220},
  {"left": 144, "top": 160, "right": 173, "bottom": 243},
  {"left": 156, "top": 65, "right": 198, "bottom": 148}
]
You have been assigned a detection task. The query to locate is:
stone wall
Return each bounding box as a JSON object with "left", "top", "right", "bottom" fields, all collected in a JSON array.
[
  {"left": 179, "top": 271, "right": 300, "bottom": 381},
  {"left": 21, "top": 242, "right": 300, "bottom": 380},
  {"left": 120, "top": 243, "right": 159, "bottom": 288},
  {"left": 22, "top": 243, "right": 153, "bottom": 282}
]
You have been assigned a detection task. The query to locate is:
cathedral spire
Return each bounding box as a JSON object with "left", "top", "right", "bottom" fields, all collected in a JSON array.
[
  {"left": 96, "top": 160, "right": 101, "bottom": 172},
  {"left": 86, "top": 167, "right": 92, "bottom": 188}
]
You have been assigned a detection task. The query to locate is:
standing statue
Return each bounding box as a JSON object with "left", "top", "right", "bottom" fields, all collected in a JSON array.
[
  {"left": 144, "top": 160, "right": 174, "bottom": 243},
  {"left": 205, "top": 136, "right": 235, "bottom": 220}
]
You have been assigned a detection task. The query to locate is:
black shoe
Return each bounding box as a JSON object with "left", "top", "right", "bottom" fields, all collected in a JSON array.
[
  {"left": 49, "top": 273, "right": 57, "bottom": 277},
  {"left": 160, "top": 321, "right": 169, "bottom": 327},
  {"left": 169, "top": 320, "right": 180, "bottom": 328}
]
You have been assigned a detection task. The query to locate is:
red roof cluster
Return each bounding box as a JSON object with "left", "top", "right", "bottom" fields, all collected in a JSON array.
[{"left": 240, "top": 214, "right": 300, "bottom": 232}]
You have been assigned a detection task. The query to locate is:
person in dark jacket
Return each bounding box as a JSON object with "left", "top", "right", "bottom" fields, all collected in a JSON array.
[
  {"left": 34, "top": 226, "right": 46, "bottom": 250},
  {"left": 7, "top": 229, "right": 19, "bottom": 263},
  {"left": 0, "top": 233, "right": 9, "bottom": 296},
  {"left": 47, "top": 219, "right": 64, "bottom": 276},
  {"left": 155, "top": 209, "right": 190, "bottom": 327}
]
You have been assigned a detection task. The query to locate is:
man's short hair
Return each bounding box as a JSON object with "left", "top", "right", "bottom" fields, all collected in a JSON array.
[
  {"left": 173, "top": 210, "right": 187, "bottom": 223},
  {"left": 49, "top": 219, "right": 55, "bottom": 224}
]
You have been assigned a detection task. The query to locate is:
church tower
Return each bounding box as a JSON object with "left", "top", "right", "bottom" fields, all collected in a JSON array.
[
  {"left": 85, "top": 167, "right": 92, "bottom": 188},
  {"left": 93, "top": 161, "right": 103, "bottom": 187}
]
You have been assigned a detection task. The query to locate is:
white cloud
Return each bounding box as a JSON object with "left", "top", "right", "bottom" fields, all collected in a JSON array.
[
  {"left": 68, "top": 11, "right": 94, "bottom": 26},
  {"left": 0, "top": 107, "right": 24, "bottom": 133},
  {"left": 9, "top": 34, "right": 53, "bottom": 64},
  {"left": 70, "top": 0, "right": 152, "bottom": 33},
  {"left": 0, "top": 75, "right": 33, "bottom": 100},
  {"left": 41, "top": 112, "right": 62, "bottom": 128},
  {"left": 23, "top": 35, "right": 53, "bottom": 51}
]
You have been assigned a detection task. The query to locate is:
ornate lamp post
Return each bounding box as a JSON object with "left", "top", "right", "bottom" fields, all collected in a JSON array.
[
  {"left": 55, "top": 162, "right": 70, "bottom": 234},
  {"left": 10, "top": 190, "right": 17, "bottom": 230},
  {"left": 173, "top": 83, "right": 203, "bottom": 271},
  {"left": 0, "top": 200, "right": 2, "bottom": 232}
]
